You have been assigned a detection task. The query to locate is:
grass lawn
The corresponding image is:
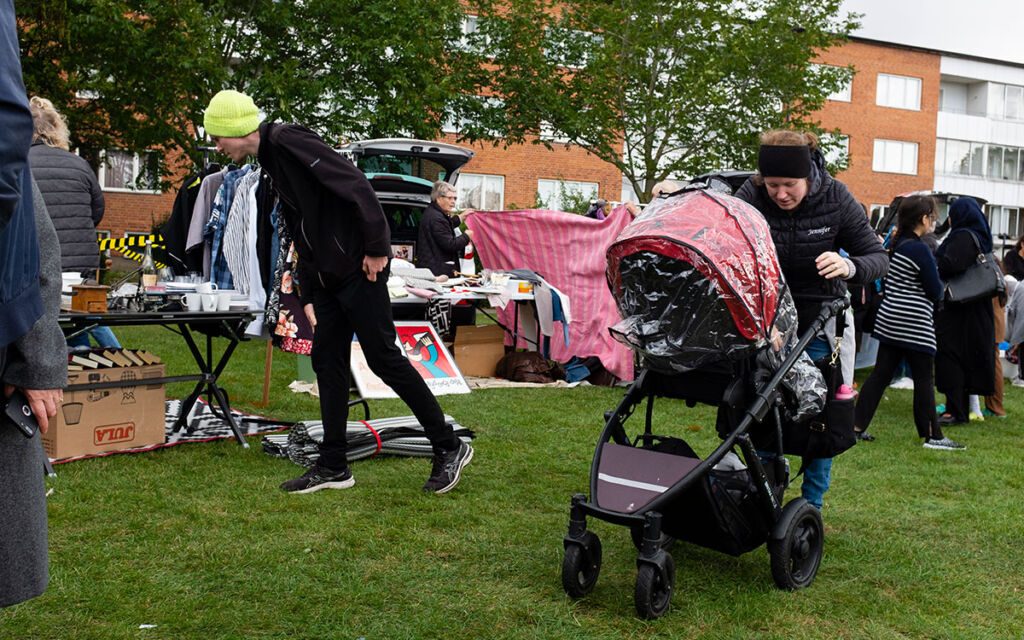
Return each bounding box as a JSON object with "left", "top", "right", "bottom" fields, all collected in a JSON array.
[{"left": 2, "top": 324, "right": 1022, "bottom": 639}]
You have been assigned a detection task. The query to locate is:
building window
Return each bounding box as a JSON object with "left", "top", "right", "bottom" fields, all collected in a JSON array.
[
  {"left": 814, "top": 64, "right": 852, "bottom": 102},
  {"left": 621, "top": 177, "right": 639, "bottom": 204},
  {"left": 537, "top": 178, "right": 598, "bottom": 211},
  {"left": 543, "top": 27, "right": 602, "bottom": 69},
  {"left": 539, "top": 121, "right": 571, "bottom": 144},
  {"left": 989, "top": 83, "right": 1024, "bottom": 121},
  {"left": 456, "top": 173, "right": 504, "bottom": 210},
  {"left": 987, "top": 146, "right": 1022, "bottom": 181},
  {"left": 876, "top": 73, "right": 921, "bottom": 111},
  {"left": 936, "top": 138, "right": 1024, "bottom": 181},
  {"left": 441, "top": 96, "right": 504, "bottom": 137},
  {"left": 459, "top": 14, "right": 492, "bottom": 53},
  {"left": 872, "top": 139, "right": 918, "bottom": 175},
  {"left": 821, "top": 133, "right": 850, "bottom": 168},
  {"left": 989, "top": 205, "right": 1023, "bottom": 240},
  {"left": 99, "top": 149, "right": 160, "bottom": 193}
]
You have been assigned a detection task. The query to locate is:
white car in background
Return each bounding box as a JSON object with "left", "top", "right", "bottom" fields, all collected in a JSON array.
[
  {"left": 337, "top": 138, "right": 476, "bottom": 264},
  {"left": 337, "top": 138, "right": 479, "bottom": 323}
]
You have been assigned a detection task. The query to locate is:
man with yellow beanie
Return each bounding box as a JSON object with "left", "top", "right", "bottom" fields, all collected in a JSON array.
[{"left": 203, "top": 89, "right": 473, "bottom": 494}]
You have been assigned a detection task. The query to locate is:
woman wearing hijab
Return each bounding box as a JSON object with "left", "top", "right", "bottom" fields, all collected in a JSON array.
[{"left": 935, "top": 196, "right": 997, "bottom": 426}]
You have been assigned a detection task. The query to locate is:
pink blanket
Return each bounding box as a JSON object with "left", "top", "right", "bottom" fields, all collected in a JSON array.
[{"left": 466, "top": 206, "right": 635, "bottom": 381}]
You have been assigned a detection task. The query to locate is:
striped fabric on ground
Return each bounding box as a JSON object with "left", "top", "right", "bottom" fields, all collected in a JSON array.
[
  {"left": 466, "top": 206, "right": 635, "bottom": 381},
  {"left": 874, "top": 251, "right": 936, "bottom": 353}
]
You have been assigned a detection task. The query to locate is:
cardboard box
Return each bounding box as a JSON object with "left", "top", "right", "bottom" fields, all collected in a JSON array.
[
  {"left": 43, "top": 363, "right": 167, "bottom": 460},
  {"left": 452, "top": 324, "right": 507, "bottom": 378}
]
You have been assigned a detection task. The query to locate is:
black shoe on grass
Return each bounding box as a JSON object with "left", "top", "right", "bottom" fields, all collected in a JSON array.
[
  {"left": 423, "top": 442, "right": 474, "bottom": 494},
  {"left": 280, "top": 464, "right": 355, "bottom": 494},
  {"left": 923, "top": 437, "right": 965, "bottom": 451}
]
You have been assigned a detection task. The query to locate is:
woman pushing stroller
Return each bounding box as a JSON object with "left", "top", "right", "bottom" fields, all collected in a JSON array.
[{"left": 736, "top": 129, "right": 888, "bottom": 509}]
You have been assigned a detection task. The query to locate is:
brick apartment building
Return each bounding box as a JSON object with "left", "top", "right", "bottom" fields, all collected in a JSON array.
[
  {"left": 816, "top": 37, "right": 1024, "bottom": 246},
  {"left": 815, "top": 39, "right": 940, "bottom": 217}
]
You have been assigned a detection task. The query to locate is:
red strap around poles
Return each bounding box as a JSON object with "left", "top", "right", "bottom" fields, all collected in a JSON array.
[{"left": 359, "top": 420, "right": 382, "bottom": 457}]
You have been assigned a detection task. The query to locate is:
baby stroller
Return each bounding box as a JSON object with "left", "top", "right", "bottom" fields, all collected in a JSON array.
[{"left": 560, "top": 187, "right": 847, "bottom": 618}]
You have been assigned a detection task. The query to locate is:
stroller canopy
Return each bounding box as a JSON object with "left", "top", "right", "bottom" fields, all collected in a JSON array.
[{"left": 607, "top": 188, "right": 786, "bottom": 372}]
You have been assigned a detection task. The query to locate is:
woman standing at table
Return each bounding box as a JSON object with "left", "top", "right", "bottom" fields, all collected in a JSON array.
[{"left": 417, "top": 180, "right": 476, "bottom": 278}]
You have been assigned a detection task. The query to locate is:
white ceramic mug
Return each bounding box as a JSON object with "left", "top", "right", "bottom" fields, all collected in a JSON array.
[
  {"left": 182, "top": 293, "right": 201, "bottom": 312},
  {"left": 217, "top": 291, "right": 233, "bottom": 311},
  {"left": 197, "top": 281, "right": 218, "bottom": 295},
  {"left": 201, "top": 293, "right": 218, "bottom": 312}
]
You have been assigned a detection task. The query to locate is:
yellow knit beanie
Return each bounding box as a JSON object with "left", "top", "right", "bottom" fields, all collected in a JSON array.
[{"left": 203, "top": 90, "right": 262, "bottom": 137}]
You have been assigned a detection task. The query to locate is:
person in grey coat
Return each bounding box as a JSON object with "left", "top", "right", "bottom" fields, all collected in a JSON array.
[
  {"left": 1, "top": 180, "right": 66, "bottom": 607},
  {"left": 1, "top": 0, "right": 66, "bottom": 605}
]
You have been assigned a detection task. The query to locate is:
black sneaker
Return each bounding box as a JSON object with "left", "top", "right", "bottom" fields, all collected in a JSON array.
[
  {"left": 423, "top": 441, "right": 474, "bottom": 494},
  {"left": 855, "top": 430, "right": 876, "bottom": 442},
  {"left": 923, "top": 437, "right": 966, "bottom": 451},
  {"left": 279, "top": 464, "right": 355, "bottom": 494}
]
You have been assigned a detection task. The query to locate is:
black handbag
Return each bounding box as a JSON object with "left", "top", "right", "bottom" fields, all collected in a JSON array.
[
  {"left": 944, "top": 232, "right": 1005, "bottom": 304},
  {"left": 755, "top": 312, "right": 856, "bottom": 459},
  {"left": 790, "top": 354, "right": 856, "bottom": 459}
]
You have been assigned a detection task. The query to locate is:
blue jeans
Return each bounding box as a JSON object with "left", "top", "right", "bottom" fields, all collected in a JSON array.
[
  {"left": 800, "top": 337, "right": 832, "bottom": 510},
  {"left": 67, "top": 326, "right": 121, "bottom": 349}
]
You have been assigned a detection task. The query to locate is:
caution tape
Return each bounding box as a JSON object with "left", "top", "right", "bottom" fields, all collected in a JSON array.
[
  {"left": 98, "top": 233, "right": 167, "bottom": 269},
  {"left": 97, "top": 233, "right": 165, "bottom": 252}
]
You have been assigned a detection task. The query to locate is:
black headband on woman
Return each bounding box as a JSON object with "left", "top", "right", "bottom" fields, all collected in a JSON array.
[{"left": 758, "top": 144, "right": 811, "bottom": 178}]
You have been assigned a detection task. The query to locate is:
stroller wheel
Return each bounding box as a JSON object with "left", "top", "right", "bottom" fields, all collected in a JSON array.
[
  {"left": 562, "top": 535, "right": 602, "bottom": 598},
  {"left": 768, "top": 498, "right": 824, "bottom": 590},
  {"left": 634, "top": 555, "right": 674, "bottom": 619}
]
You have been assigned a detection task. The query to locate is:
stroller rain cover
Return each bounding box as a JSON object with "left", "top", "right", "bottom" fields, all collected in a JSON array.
[{"left": 606, "top": 188, "right": 797, "bottom": 375}]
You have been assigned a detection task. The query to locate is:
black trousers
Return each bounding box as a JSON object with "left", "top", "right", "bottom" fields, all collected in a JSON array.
[
  {"left": 310, "top": 270, "right": 458, "bottom": 469},
  {"left": 854, "top": 342, "right": 943, "bottom": 440}
]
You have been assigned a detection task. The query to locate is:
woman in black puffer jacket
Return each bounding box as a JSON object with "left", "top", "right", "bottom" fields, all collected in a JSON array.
[
  {"left": 736, "top": 129, "right": 888, "bottom": 510},
  {"left": 28, "top": 96, "right": 105, "bottom": 276}
]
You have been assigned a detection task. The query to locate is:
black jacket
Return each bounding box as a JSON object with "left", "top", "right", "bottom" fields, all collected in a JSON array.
[
  {"left": 417, "top": 201, "right": 469, "bottom": 277},
  {"left": 735, "top": 152, "right": 888, "bottom": 330},
  {"left": 28, "top": 142, "right": 104, "bottom": 273},
  {"left": 257, "top": 122, "right": 390, "bottom": 304}
]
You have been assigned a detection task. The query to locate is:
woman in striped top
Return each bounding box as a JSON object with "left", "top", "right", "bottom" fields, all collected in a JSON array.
[{"left": 853, "top": 196, "right": 964, "bottom": 450}]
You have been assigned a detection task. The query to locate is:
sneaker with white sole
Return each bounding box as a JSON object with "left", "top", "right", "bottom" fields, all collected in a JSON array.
[
  {"left": 280, "top": 464, "right": 355, "bottom": 494},
  {"left": 888, "top": 376, "right": 914, "bottom": 390},
  {"left": 923, "top": 437, "right": 966, "bottom": 451},
  {"left": 423, "top": 441, "right": 474, "bottom": 494}
]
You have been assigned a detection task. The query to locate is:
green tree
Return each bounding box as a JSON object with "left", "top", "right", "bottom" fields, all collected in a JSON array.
[
  {"left": 461, "top": 0, "right": 858, "bottom": 202},
  {"left": 18, "top": 0, "right": 229, "bottom": 181},
  {"left": 17, "top": 0, "right": 469, "bottom": 183}
]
